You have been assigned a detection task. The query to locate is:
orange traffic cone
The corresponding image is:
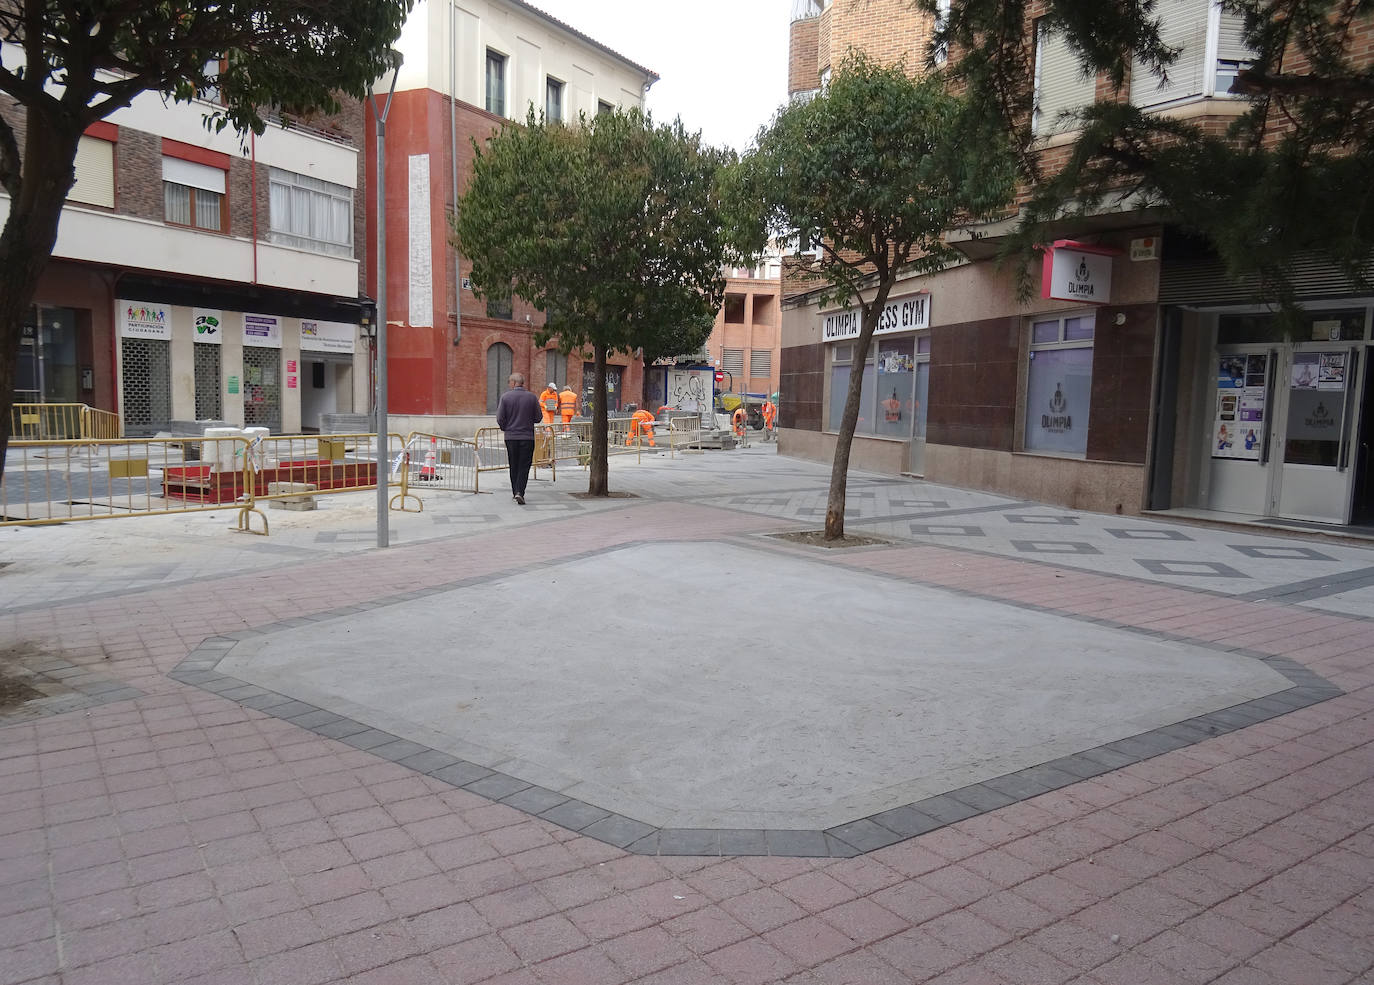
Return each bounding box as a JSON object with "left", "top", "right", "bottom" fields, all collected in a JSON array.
[{"left": 419, "top": 437, "right": 439, "bottom": 480}]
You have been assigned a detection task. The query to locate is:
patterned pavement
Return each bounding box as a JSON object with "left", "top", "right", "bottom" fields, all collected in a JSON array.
[{"left": 1, "top": 447, "right": 1372, "bottom": 984}]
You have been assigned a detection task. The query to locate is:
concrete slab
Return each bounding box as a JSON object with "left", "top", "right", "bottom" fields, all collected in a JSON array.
[{"left": 217, "top": 541, "right": 1289, "bottom": 830}]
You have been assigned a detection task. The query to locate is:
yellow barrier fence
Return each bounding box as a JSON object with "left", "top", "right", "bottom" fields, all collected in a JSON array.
[
  {"left": 10, "top": 403, "right": 123, "bottom": 441},
  {"left": 0, "top": 436, "right": 257, "bottom": 529}
]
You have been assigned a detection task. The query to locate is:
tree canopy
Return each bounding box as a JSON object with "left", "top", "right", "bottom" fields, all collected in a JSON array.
[
  {"left": 0, "top": 0, "right": 412, "bottom": 472},
  {"left": 727, "top": 52, "right": 1016, "bottom": 539},
  {"left": 454, "top": 107, "right": 742, "bottom": 496},
  {"left": 921, "top": 0, "right": 1374, "bottom": 307}
]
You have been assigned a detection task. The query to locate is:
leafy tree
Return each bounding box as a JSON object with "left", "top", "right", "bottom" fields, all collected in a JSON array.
[
  {"left": 454, "top": 108, "right": 741, "bottom": 496},
  {"left": 922, "top": 0, "right": 1374, "bottom": 308},
  {"left": 727, "top": 53, "right": 1015, "bottom": 540},
  {"left": 0, "top": 0, "right": 411, "bottom": 473}
]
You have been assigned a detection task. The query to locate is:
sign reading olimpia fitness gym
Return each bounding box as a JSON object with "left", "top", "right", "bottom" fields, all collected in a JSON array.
[
  {"left": 118, "top": 299, "right": 172, "bottom": 340},
  {"left": 823, "top": 292, "right": 930, "bottom": 342}
]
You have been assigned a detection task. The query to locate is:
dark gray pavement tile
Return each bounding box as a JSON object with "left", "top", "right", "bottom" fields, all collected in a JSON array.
[
  {"left": 540, "top": 801, "right": 612, "bottom": 832},
  {"left": 430, "top": 762, "right": 494, "bottom": 787},
  {"left": 870, "top": 806, "right": 944, "bottom": 838},
  {"left": 826, "top": 819, "right": 905, "bottom": 853},
  {"left": 658, "top": 829, "right": 721, "bottom": 856},
  {"left": 463, "top": 774, "right": 532, "bottom": 801},
  {"left": 580, "top": 815, "right": 656, "bottom": 849},
  {"left": 717, "top": 829, "right": 769, "bottom": 857},
  {"left": 500, "top": 787, "right": 569, "bottom": 815},
  {"left": 765, "top": 830, "right": 830, "bottom": 857}
]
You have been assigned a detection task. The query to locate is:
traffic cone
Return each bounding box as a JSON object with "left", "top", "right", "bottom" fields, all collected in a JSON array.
[{"left": 419, "top": 437, "right": 439, "bottom": 480}]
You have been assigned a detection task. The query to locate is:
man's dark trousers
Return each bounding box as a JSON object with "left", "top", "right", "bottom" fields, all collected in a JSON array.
[{"left": 506, "top": 439, "right": 535, "bottom": 497}]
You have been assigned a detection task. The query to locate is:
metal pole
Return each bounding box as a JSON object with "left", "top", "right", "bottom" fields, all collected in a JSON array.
[{"left": 371, "top": 53, "right": 402, "bottom": 549}]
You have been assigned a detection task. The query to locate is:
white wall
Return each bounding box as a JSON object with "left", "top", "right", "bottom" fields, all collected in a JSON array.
[{"left": 395, "top": 0, "right": 653, "bottom": 118}]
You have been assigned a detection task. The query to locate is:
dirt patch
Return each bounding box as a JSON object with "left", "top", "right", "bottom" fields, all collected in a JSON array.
[
  {"left": 769, "top": 530, "right": 892, "bottom": 549},
  {"left": 0, "top": 674, "right": 43, "bottom": 710},
  {"left": 570, "top": 491, "right": 640, "bottom": 500}
]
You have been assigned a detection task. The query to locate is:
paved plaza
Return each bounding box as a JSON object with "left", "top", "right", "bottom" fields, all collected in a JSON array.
[{"left": 1, "top": 445, "right": 1372, "bottom": 984}]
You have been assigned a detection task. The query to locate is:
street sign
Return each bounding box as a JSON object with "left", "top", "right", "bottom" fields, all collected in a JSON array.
[{"left": 714, "top": 371, "right": 724, "bottom": 382}]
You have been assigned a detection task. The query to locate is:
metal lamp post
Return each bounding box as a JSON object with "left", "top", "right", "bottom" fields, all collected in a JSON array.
[{"left": 370, "top": 50, "right": 402, "bottom": 549}]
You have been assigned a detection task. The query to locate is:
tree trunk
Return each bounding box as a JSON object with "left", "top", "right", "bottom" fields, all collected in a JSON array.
[
  {"left": 0, "top": 118, "right": 83, "bottom": 482},
  {"left": 589, "top": 342, "right": 609, "bottom": 496},
  {"left": 824, "top": 277, "right": 896, "bottom": 540}
]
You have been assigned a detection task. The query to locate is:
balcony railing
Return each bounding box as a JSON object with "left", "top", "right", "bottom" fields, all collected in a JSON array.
[{"left": 791, "top": 0, "right": 823, "bottom": 21}]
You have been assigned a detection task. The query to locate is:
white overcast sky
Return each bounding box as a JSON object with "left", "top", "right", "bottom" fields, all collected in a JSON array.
[{"left": 527, "top": 0, "right": 792, "bottom": 152}]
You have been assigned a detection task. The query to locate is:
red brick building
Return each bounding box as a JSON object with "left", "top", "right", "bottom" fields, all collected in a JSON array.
[{"left": 368, "top": 0, "right": 658, "bottom": 431}]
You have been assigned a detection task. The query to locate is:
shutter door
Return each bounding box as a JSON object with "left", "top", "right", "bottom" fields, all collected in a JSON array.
[{"left": 70, "top": 137, "right": 115, "bottom": 208}]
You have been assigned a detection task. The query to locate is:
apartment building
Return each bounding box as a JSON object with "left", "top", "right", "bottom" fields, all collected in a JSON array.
[
  {"left": 370, "top": 0, "right": 657, "bottom": 430},
  {"left": 2, "top": 44, "right": 371, "bottom": 436},
  {"left": 780, "top": 0, "right": 1374, "bottom": 528}
]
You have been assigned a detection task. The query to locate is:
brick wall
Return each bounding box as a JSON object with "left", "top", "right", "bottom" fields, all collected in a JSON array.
[
  {"left": 780, "top": 342, "right": 824, "bottom": 431},
  {"left": 789, "top": 17, "right": 820, "bottom": 93},
  {"left": 116, "top": 130, "right": 163, "bottom": 222},
  {"left": 928, "top": 316, "right": 1021, "bottom": 451},
  {"left": 824, "top": 0, "right": 930, "bottom": 74}
]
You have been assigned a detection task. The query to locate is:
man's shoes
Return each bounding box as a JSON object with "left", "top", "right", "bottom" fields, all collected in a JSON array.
[{"left": 515, "top": 494, "right": 525, "bottom": 505}]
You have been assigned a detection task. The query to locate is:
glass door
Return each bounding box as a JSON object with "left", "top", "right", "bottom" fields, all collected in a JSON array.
[
  {"left": 1275, "top": 344, "right": 1361, "bottom": 523},
  {"left": 1204, "top": 347, "right": 1276, "bottom": 516},
  {"left": 909, "top": 336, "right": 930, "bottom": 475}
]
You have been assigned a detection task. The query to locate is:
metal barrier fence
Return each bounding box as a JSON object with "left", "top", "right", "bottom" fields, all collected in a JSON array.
[
  {"left": 10, "top": 403, "right": 123, "bottom": 441},
  {"left": 388, "top": 433, "right": 479, "bottom": 510},
  {"left": 0, "top": 436, "right": 256, "bottom": 528}
]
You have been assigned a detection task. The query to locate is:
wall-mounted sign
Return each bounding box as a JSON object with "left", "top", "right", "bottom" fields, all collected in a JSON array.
[
  {"left": 192, "top": 308, "right": 223, "bottom": 344},
  {"left": 227, "top": 375, "right": 240, "bottom": 394},
  {"left": 118, "top": 299, "right": 172, "bottom": 340},
  {"left": 243, "top": 313, "right": 282, "bottom": 348},
  {"left": 299, "top": 319, "right": 357, "bottom": 354},
  {"left": 1041, "top": 240, "right": 1117, "bottom": 305},
  {"left": 823, "top": 292, "right": 930, "bottom": 342},
  {"left": 1129, "top": 236, "right": 1159, "bottom": 261}
]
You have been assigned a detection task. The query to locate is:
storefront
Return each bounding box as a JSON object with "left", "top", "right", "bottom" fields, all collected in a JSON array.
[
  {"left": 1166, "top": 304, "right": 1373, "bottom": 526},
  {"left": 822, "top": 291, "right": 932, "bottom": 473},
  {"left": 298, "top": 319, "right": 359, "bottom": 433}
]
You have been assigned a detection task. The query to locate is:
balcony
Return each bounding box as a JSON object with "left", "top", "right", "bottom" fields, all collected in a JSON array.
[{"left": 791, "top": 0, "right": 823, "bottom": 21}]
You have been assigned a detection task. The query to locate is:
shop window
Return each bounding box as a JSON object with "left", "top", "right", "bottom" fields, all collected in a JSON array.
[
  {"left": 163, "top": 156, "right": 226, "bottom": 232},
  {"left": 1024, "top": 313, "right": 1094, "bottom": 456},
  {"left": 1032, "top": 19, "right": 1096, "bottom": 137},
  {"left": 828, "top": 339, "right": 919, "bottom": 438},
  {"left": 268, "top": 168, "right": 353, "bottom": 258},
  {"left": 486, "top": 49, "right": 507, "bottom": 116},
  {"left": 546, "top": 77, "right": 564, "bottom": 124}
]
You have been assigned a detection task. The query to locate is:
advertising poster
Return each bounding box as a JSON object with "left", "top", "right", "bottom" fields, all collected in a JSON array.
[
  {"left": 1318, "top": 352, "right": 1346, "bottom": 390},
  {"left": 1213, "top": 353, "right": 1265, "bottom": 461},
  {"left": 1291, "top": 353, "right": 1319, "bottom": 389}
]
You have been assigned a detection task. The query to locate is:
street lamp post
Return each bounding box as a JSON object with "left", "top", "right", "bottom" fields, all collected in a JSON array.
[{"left": 370, "top": 50, "right": 402, "bottom": 549}]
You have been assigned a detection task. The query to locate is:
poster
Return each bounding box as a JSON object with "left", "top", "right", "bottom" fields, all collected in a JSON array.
[
  {"left": 1318, "top": 352, "right": 1346, "bottom": 390},
  {"left": 1291, "top": 353, "right": 1319, "bottom": 389},
  {"left": 1213, "top": 353, "right": 1265, "bottom": 461}
]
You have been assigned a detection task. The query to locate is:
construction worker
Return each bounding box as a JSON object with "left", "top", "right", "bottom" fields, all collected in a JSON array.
[
  {"left": 538, "top": 381, "right": 559, "bottom": 424},
  {"left": 731, "top": 405, "right": 746, "bottom": 440},
  {"left": 761, "top": 397, "right": 777, "bottom": 440},
  {"left": 625, "top": 404, "right": 657, "bottom": 447},
  {"left": 558, "top": 382, "right": 578, "bottom": 430}
]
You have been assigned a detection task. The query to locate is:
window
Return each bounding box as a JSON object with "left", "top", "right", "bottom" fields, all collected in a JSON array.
[
  {"left": 721, "top": 348, "right": 745, "bottom": 375},
  {"left": 486, "top": 343, "right": 513, "bottom": 413},
  {"left": 597, "top": 99, "right": 614, "bottom": 116},
  {"left": 1024, "top": 313, "right": 1095, "bottom": 456},
  {"left": 545, "top": 77, "right": 564, "bottom": 123},
  {"left": 749, "top": 350, "right": 772, "bottom": 378},
  {"left": 543, "top": 350, "right": 567, "bottom": 388},
  {"left": 162, "top": 157, "right": 225, "bottom": 232},
  {"left": 486, "top": 50, "right": 507, "bottom": 116},
  {"left": 1032, "top": 19, "right": 1096, "bottom": 136},
  {"left": 933, "top": 0, "right": 951, "bottom": 64},
  {"left": 268, "top": 168, "right": 353, "bottom": 257},
  {"left": 819, "top": 67, "right": 831, "bottom": 89},
  {"left": 1130, "top": 0, "right": 1252, "bottom": 108},
  {"left": 486, "top": 292, "right": 513, "bottom": 320},
  {"left": 723, "top": 296, "right": 746, "bottom": 324},
  {"left": 828, "top": 339, "right": 918, "bottom": 438},
  {"left": 70, "top": 136, "right": 115, "bottom": 208},
  {"left": 200, "top": 57, "right": 223, "bottom": 104}
]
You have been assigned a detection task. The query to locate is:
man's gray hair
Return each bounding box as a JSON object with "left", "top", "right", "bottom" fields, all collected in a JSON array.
[{"left": 509, "top": 373, "right": 526, "bottom": 387}]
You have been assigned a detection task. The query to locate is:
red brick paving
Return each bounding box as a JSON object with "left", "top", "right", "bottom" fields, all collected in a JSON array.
[{"left": 1, "top": 501, "right": 1371, "bottom": 983}]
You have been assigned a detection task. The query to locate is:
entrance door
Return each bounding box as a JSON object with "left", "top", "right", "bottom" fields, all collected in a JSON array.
[
  {"left": 1204, "top": 347, "right": 1277, "bottom": 516},
  {"left": 1275, "top": 344, "right": 1361, "bottom": 523}
]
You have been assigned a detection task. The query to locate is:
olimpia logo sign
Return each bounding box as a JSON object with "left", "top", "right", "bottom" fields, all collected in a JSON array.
[{"left": 1040, "top": 240, "right": 1118, "bottom": 305}]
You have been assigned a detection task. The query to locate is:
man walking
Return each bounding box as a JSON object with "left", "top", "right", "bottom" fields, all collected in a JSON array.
[
  {"left": 496, "top": 373, "right": 542, "bottom": 505},
  {"left": 538, "top": 382, "right": 559, "bottom": 425}
]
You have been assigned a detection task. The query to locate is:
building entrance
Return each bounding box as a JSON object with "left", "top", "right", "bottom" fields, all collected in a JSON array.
[{"left": 1351, "top": 345, "right": 1374, "bottom": 527}]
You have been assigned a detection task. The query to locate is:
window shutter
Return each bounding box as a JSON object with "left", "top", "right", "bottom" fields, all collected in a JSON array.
[
  {"left": 749, "top": 350, "right": 771, "bottom": 377},
  {"left": 1130, "top": 0, "right": 1209, "bottom": 107},
  {"left": 722, "top": 348, "right": 744, "bottom": 375},
  {"left": 1034, "top": 22, "right": 1096, "bottom": 136},
  {"left": 1215, "top": 7, "right": 1252, "bottom": 62},
  {"left": 162, "top": 156, "right": 225, "bottom": 194},
  {"left": 70, "top": 137, "right": 115, "bottom": 208}
]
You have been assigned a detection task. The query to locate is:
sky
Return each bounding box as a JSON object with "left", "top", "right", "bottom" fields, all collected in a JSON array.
[{"left": 525, "top": 0, "right": 791, "bottom": 152}]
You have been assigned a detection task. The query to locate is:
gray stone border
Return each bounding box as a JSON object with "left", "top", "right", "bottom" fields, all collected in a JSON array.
[{"left": 168, "top": 544, "right": 1345, "bottom": 859}]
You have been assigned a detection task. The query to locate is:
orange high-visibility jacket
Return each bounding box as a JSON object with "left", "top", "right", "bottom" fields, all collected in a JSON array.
[
  {"left": 558, "top": 388, "right": 578, "bottom": 417},
  {"left": 538, "top": 387, "right": 559, "bottom": 422},
  {"left": 762, "top": 401, "right": 776, "bottom": 425}
]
